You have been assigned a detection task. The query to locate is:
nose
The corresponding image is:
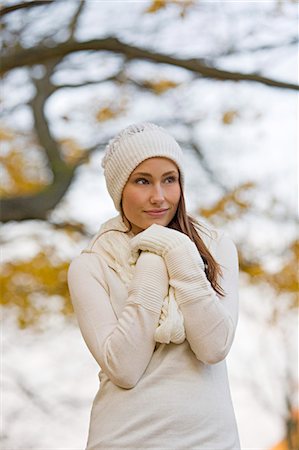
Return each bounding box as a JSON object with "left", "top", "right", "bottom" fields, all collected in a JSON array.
[{"left": 150, "top": 183, "right": 165, "bottom": 204}]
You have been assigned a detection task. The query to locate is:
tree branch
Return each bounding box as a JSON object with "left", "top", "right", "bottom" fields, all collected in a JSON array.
[
  {"left": 31, "top": 71, "right": 66, "bottom": 162},
  {"left": 187, "top": 140, "right": 228, "bottom": 192},
  {"left": 68, "top": 0, "right": 86, "bottom": 39},
  {"left": 219, "top": 37, "right": 299, "bottom": 57},
  {"left": 52, "top": 74, "right": 120, "bottom": 91},
  {"left": 0, "top": 60, "right": 77, "bottom": 222},
  {"left": 1, "top": 37, "right": 298, "bottom": 91},
  {"left": 0, "top": 1, "right": 54, "bottom": 17}
]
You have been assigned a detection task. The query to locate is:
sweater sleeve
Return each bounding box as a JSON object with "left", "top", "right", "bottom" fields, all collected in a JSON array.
[
  {"left": 164, "top": 233, "right": 239, "bottom": 365},
  {"left": 67, "top": 251, "right": 168, "bottom": 389}
]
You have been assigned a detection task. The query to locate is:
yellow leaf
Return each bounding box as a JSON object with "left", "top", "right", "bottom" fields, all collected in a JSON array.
[
  {"left": 238, "top": 240, "right": 299, "bottom": 309},
  {"left": 270, "top": 409, "right": 299, "bottom": 450},
  {"left": 145, "top": 0, "right": 194, "bottom": 15},
  {"left": 0, "top": 126, "right": 14, "bottom": 140},
  {"left": 0, "top": 126, "right": 49, "bottom": 198},
  {"left": 0, "top": 148, "right": 48, "bottom": 197},
  {"left": 96, "top": 106, "right": 117, "bottom": 122},
  {"left": 0, "top": 248, "right": 73, "bottom": 329},
  {"left": 271, "top": 441, "right": 287, "bottom": 450},
  {"left": 143, "top": 79, "right": 179, "bottom": 94},
  {"left": 199, "top": 182, "right": 255, "bottom": 221},
  {"left": 59, "top": 138, "right": 85, "bottom": 164},
  {"left": 222, "top": 110, "right": 239, "bottom": 125},
  {"left": 95, "top": 100, "right": 127, "bottom": 123},
  {"left": 145, "top": 0, "right": 168, "bottom": 13}
]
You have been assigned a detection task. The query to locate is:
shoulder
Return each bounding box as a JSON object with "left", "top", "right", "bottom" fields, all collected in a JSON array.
[
  {"left": 68, "top": 252, "right": 107, "bottom": 284},
  {"left": 67, "top": 252, "right": 112, "bottom": 296}
]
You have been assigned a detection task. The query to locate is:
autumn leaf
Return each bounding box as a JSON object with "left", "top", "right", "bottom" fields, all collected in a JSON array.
[
  {"left": 95, "top": 99, "right": 127, "bottom": 122},
  {"left": 145, "top": 0, "right": 194, "bottom": 15},
  {"left": 145, "top": 0, "right": 168, "bottom": 13},
  {"left": 143, "top": 79, "right": 179, "bottom": 94},
  {"left": 199, "top": 182, "right": 255, "bottom": 221},
  {"left": 238, "top": 240, "right": 299, "bottom": 309},
  {"left": 222, "top": 110, "right": 239, "bottom": 125},
  {"left": 270, "top": 409, "right": 299, "bottom": 450},
  {"left": 1, "top": 248, "right": 73, "bottom": 329},
  {"left": 0, "top": 126, "right": 14, "bottom": 140},
  {"left": 59, "top": 138, "right": 86, "bottom": 164},
  {"left": 0, "top": 126, "right": 49, "bottom": 198}
]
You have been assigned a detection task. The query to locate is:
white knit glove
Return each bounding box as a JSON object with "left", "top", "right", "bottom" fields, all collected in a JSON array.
[
  {"left": 130, "top": 224, "right": 208, "bottom": 309},
  {"left": 130, "top": 224, "right": 202, "bottom": 264}
]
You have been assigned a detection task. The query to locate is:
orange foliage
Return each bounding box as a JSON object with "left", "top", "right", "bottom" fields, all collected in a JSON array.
[
  {"left": 270, "top": 240, "right": 299, "bottom": 296},
  {"left": 145, "top": 0, "right": 168, "bottom": 12},
  {"left": 143, "top": 79, "right": 179, "bottom": 94},
  {"left": 0, "top": 127, "right": 14, "bottom": 140},
  {"left": 199, "top": 182, "right": 255, "bottom": 222},
  {"left": 239, "top": 240, "right": 299, "bottom": 308},
  {"left": 222, "top": 110, "right": 239, "bottom": 125},
  {"left": 270, "top": 409, "right": 299, "bottom": 450},
  {"left": 145, "top": 0, "right": 194, "bottom": 16},
  {"left": 198, "top": 183, "right": 298, "bottom": 309},
  {"left": 95, "top": 99, "right": 127, "bottom": 122},
  {"left": 0, "top": 126, "right": 49, "bottom": 197},
  {"left": 1, "top": 248, "right": 73, "bottom": 329},
  {"left": 59, "top": 138, "right": 86, "bottom": 164}
]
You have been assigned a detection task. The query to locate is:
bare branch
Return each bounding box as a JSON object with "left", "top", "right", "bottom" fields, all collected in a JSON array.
[
  {"left": 0, "top": 135, "right": 105, "bottom": 222},
  {"left": 0, "top": 169, "right": 75, "bottom": 222},
  {"left": 220, "top": 37, "right": 299, "bottom": 57},
  {"left": 0, "top": 59, "right": 77, "bottom": 222},
  {"left": 48, "top": 220, "right": 91, "bottom": 236},
  {"left": 52, "top": 75, "right": 119, "bottom": 91},
  {"left": 1, "top": 37, "right": 298, "bottom": 91},
  {"left": 68, "top": 0, "right": 86, "bottom": 40},
  {"left": 52, "top": 71, "right": 164, "bottom": 93},
  {"left": 29, "top": 60, "right": 64, "bottom": 167},
  {"left": 0, "top": 101, "right": 30, "bottom": 117},
  {"left": 187, "top": 141, "right": 228, "bottom": 192},
  {"left": 0, "top": 1, "right": 54, "bottom": 17}
]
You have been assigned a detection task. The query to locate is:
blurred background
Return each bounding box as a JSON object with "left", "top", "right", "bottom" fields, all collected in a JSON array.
[{"left": 1, "top": 0, "right": 298, "bottom": 449}]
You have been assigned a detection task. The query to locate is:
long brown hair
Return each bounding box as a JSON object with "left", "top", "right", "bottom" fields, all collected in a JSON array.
[{"left": 167, "top": 192, "right": 225, "bottom": 297}]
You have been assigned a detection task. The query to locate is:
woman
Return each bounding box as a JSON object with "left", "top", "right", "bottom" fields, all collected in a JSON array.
[{"left": 68, "top": 122, "right": 241, "bottom": 449}]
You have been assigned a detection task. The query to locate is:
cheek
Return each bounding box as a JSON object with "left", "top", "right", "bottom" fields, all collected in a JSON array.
[
  {"left": 122, "top": 187, "right": 143, "bottom": 211},
  {"left": 170, "top": 185, "right": 181, "bottom": 205}
]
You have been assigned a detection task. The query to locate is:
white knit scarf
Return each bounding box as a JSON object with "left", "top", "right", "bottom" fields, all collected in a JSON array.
[{"left": 85, "top": 215, "right": 185, "bottom": 345}]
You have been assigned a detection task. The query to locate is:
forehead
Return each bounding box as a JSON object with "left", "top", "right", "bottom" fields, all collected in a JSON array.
[{"left": 132, "top": 157, "right": 179, "bottom": 175}]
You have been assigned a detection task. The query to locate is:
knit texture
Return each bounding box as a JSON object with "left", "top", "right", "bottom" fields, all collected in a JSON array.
[
  {"left": 130, "top": 223, "right": 205, "bottom": 269},
  {"left": 130, "top": 223, "right": 212, "bottom": 306},
  {"left": 102, "top": 122, "right": 184, "bottom": 211},
  {"left": 82, "top": 215, "right": 185, "bottom": 344}
]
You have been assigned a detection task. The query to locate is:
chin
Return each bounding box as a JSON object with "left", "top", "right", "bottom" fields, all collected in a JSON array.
[{"left": 146, "top": 218, "right": 168, "bottom": 227}]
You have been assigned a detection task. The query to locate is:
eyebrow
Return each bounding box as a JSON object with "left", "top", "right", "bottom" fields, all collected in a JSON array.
[{"left": 132, "top": 170, "right": 179, "bottom": 177}]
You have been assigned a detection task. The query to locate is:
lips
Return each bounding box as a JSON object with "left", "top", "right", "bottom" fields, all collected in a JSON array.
[{"left": 144, "top": 208, "right": 169, "bottom": 217}]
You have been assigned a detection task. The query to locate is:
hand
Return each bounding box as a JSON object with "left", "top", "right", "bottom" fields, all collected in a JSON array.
[{"left": 130, "top": 224, "right": 191, "bottom": 260}]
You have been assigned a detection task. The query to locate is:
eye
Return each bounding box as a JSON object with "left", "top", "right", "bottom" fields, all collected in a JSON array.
[
  {"left": 134, "top": 178, "right": 149, "bottom": 185},
  {"left": 164, "top": 176, "right": 178, "bottom": 184}
]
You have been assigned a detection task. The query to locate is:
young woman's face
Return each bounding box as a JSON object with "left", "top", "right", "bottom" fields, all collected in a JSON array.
[{"left": 122, "top": 157, "right": 181, "bottom": 235}]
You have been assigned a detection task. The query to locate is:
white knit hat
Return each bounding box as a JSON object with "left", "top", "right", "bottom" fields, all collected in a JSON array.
[{"left": 102, "top": 122, "right": 184, "bottom": 211}]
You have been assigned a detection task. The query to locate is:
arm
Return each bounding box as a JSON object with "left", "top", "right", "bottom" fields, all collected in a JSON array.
[
  {"left": 130, "top": 224, "right": 239, "bottom": 364},
  {"left": 164, "top": 233, "right": 239, "bottom": 364},
  {"left": 67, "top": 251, "right": 168, "bottom": 389}
]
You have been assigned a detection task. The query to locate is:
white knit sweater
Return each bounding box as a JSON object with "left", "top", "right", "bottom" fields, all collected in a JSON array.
[{"left": 68, "top": 216, "right": 240, "bottom": 449}]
